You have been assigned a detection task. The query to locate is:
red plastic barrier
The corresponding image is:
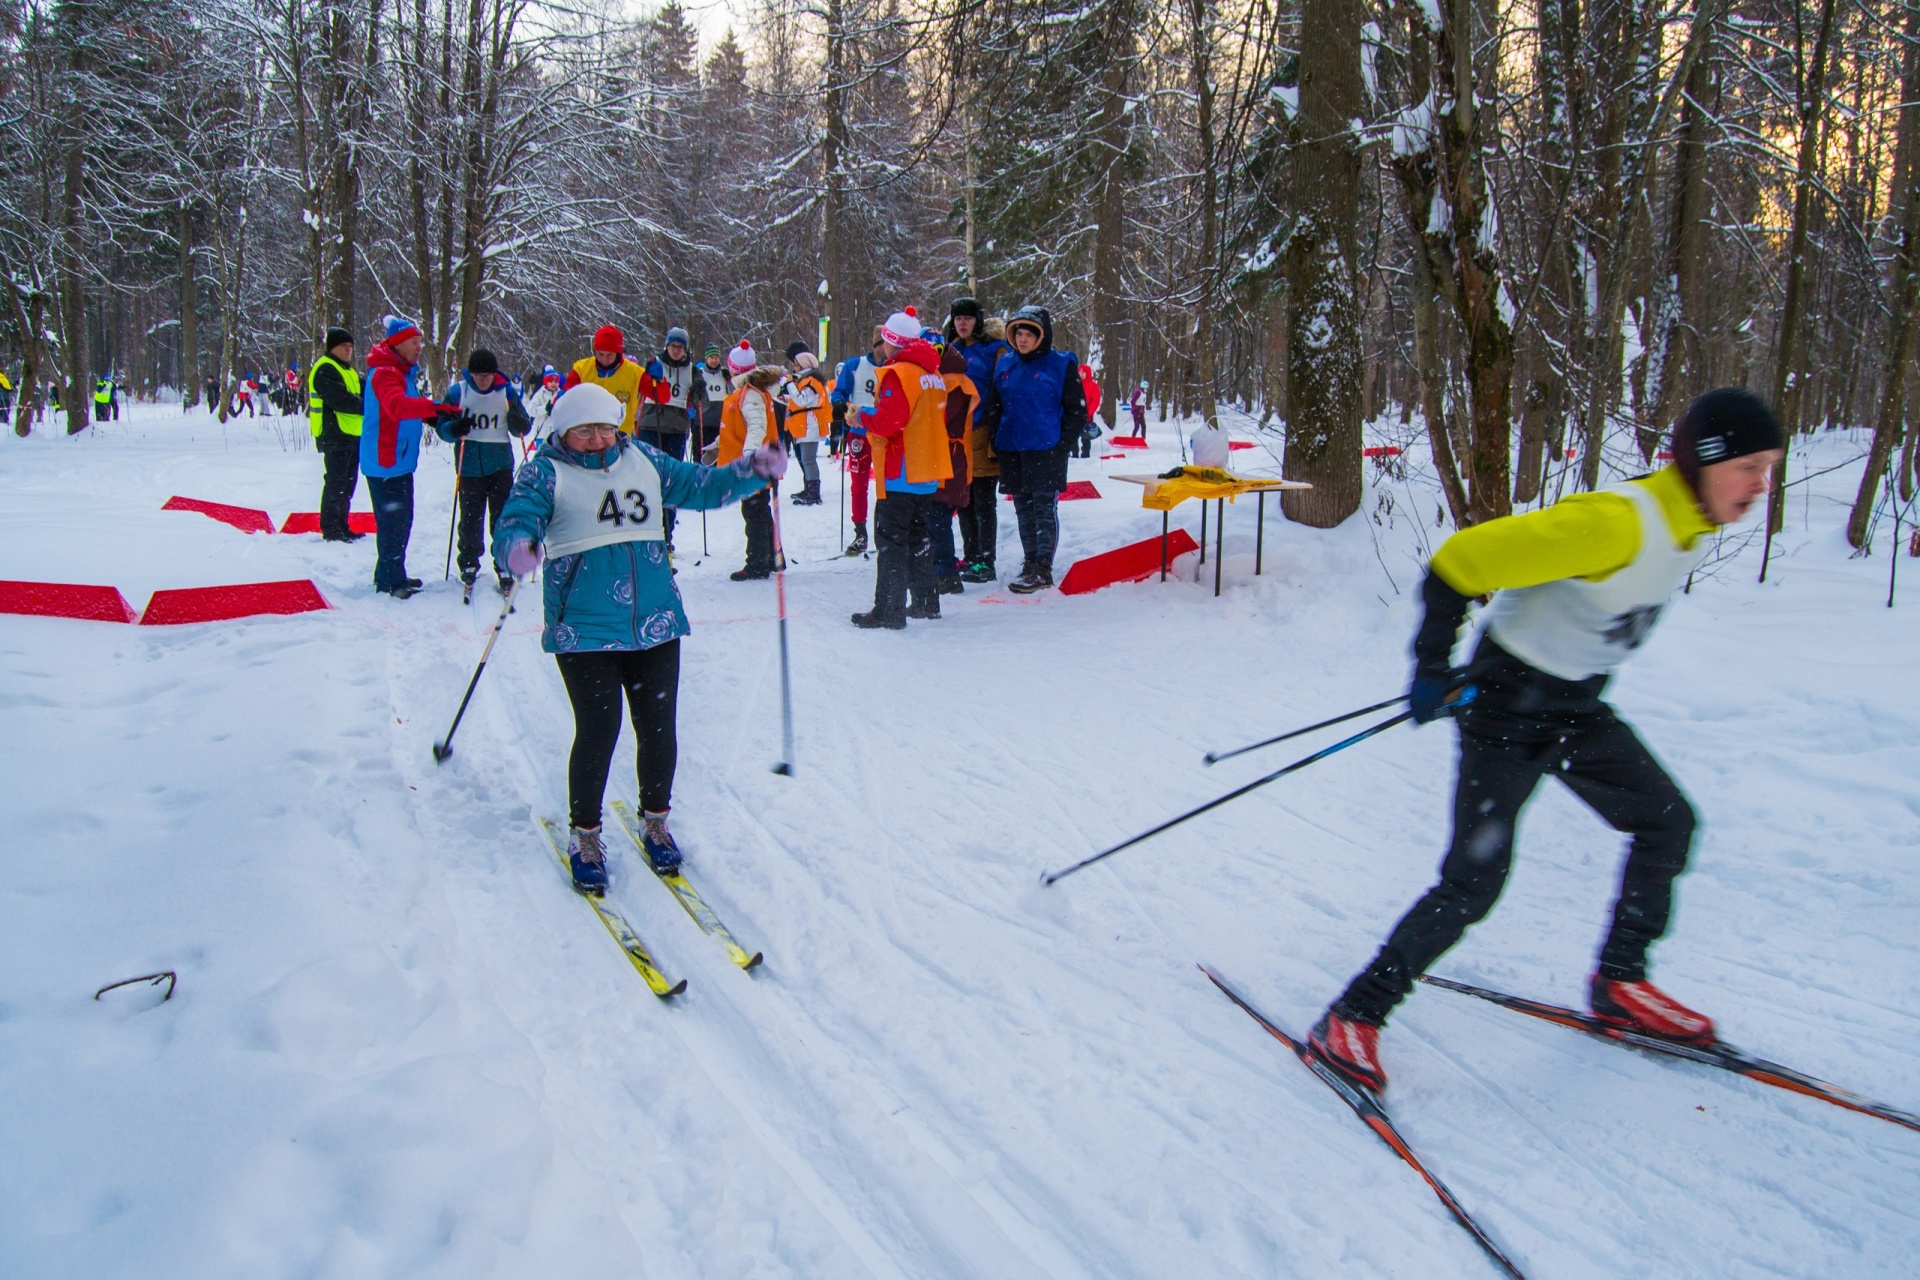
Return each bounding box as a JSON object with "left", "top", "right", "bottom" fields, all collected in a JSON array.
[
  {"left": 162, "top": 496, "right": 276, "bottom": 535},
  {"left": 1059, "top": 529, "right": 1202, "bottom": 596},
  {"left": 279, "top": 511, "right": 378, "bottom": 534},
  {"left": 1099, "top": 453, "right": 1127, "bottom": 460},
  {"left": 139, "top": 580, "right": 330, "bottom": 625},
  {"left": 1228, "top": 440, "right": 1255, "bottom": 451},
  {"left": 0, "top": 580, "right": 137, "bottom": 623},
  {"left": 1060, "top": 480, "right": 1102, "bottom": 501},
  {"left": 1362, "top": 445, "right": 1403, "bottom": 458},
  {"left": 1107, "top": 436, "right": 1149, "bottom": 449}
]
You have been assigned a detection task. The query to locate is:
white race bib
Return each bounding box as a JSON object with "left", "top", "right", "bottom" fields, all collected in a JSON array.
[
  {"left": 703, "top": 368, "right": 729, "bottom": 401},
  {"left": 543, "top": 443, "right": 667, "bottom": 556},
  {"left": 659, "top": 361, "right": 691, "bottom": 407},
  {"left": 461, "top": 382, "right": 513, "bottom": 445},
  {"left": 851, "top": 356, "right": 879, "bottom": 411}
]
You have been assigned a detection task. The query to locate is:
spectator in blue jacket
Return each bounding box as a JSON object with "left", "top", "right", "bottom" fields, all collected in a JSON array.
[
  {"left": 491, "top": 384, "right": 786, "bottom": 896},
  {"left": 981, "top": 305, "right": 1086, "bottom": 594},
  {"left": 944, "top": 298, "right": 1009, "bottom": 582}
]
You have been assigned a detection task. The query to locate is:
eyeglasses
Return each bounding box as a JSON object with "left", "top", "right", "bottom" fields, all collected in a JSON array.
[{"left": 568, "top": 424, "right": 621, "bottom": 438}]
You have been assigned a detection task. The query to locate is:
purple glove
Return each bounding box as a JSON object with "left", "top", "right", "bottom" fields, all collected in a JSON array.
[
  {"left": 505, "top": 539, "right": 544, "bottom": 578},
  {"left": 748, "top": 444, "right": 788, "bottom": 481}
]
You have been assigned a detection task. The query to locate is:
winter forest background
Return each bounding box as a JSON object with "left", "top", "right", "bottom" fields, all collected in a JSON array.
[{"left": 6, "top": 0, "right": 1920, "bottom": 540}]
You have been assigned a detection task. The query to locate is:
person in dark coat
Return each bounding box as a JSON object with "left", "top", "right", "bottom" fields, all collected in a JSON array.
[
  {"left": 980, "top": 305, "right": 1086, "bottom": 594},
  {"left": 308, "top": 326, "right": 366, "bottom": 542}
]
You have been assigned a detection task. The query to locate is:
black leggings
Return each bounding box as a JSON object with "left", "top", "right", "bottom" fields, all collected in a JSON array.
[
  {"left": 1337, "top": 645, "right": 1696, "bottom": 1025},
  {"left": 555, "top": 642, "right": 680, "bottom": 829}
]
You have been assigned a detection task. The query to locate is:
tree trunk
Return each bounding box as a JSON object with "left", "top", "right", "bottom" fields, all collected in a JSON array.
[
  {"left": 179, "top": 204, "right": 200, "bottom": 408},
  {"left": 1282, "top": 0, "right": 1364, "bottom": 527},
  {"left": 821, "top": 0, "right": 848, "bottom": 362},
  {"left": 1645, "top": 22, "right": 1716, "bottom": 451},
  {"left": 1090, "top": 0, "right": 1135, "bottom": 428},
  {"left": 1514, "top": 377, "right": 1551, "bottom": 504},
  {"left": 57, "top": 70, "right": 90, "bottom": 436},
  {"left": 1187, "top": 0, "right": 1219, "bottom": 430},
  {"left": 1847, "top": 0, "right": 1920, "bottom": 548}
]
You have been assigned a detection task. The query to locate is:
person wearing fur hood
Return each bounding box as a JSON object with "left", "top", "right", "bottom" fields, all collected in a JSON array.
[
  {"left": 710, "top": 341, "right": 787, "bottom": 580},
  {"left": 944, "top": 299, "right": 1008, "bottom": 582}
]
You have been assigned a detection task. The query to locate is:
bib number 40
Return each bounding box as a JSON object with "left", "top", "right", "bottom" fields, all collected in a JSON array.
[{"left": 597, "top": 488, "right": 652, "bottom": 528}]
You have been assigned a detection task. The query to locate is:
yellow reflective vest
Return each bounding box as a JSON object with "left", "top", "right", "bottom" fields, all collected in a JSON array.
[{"left": 308, "top": 355, "right": 363, "bottom": 438}]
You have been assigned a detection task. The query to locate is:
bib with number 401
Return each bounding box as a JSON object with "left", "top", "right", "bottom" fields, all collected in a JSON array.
[{"left": 542, "top": 444, "right": 667, "bottom": 557}]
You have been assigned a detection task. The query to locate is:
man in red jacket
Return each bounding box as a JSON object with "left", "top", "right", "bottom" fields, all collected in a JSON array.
[{"left": 360, "top": 315, "right": 460, "bottom": 598}]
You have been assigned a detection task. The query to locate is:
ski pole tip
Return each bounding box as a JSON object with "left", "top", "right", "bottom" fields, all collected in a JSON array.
[
  {"left": 431, "top": 742, "right": 452, "bottom": 763},
  {"left": 1202, "top": 752, "right": 1219, "bottom": 766},
  {"left": 770, "top": 762, "right": 792, "bottom": 776}
]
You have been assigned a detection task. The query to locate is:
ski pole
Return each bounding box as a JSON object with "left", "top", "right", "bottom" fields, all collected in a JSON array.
[
  {"left": 444, "top": 437, "right": 465, "bottom": 581},
  {"left": 1204, "top": 695, "right": 1407, "bottom": 765},
  {"left": 433, "top": 577, "right": 521, "bottom": 763},
  {"left": 1041, "top": 709, "right": 1415, "bottom": 886},
  {"left": 768, "top": 488, "right": 796, "bottom": 776}
]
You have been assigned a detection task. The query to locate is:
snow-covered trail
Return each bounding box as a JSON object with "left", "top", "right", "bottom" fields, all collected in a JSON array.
[{"left": 3, "top": 411, "right": 1917, "bottom": 1278}]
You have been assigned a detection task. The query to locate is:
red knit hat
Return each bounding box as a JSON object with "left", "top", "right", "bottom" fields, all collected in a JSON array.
[{"left": 593, "top": 325, "right": 625, "bottom": 355}]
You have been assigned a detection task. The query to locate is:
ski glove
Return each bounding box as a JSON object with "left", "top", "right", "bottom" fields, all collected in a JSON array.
[
  {"left": 444, "top": 414, "right": 474, "bottom": 438},
  {"left": 748, "top": 444, "right": 788, "bottom": 480},
  {"left": 505, "top": 539, "right": 544, "bottom": 578},
  {"left": 645, "top": 358, "right": 665, "bottom": 382},
  {"left": 1409, "top": 673, "right": 1477, "bottom": 726}
]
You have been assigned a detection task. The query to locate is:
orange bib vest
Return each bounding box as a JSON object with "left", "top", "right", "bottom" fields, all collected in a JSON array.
[
  {"left": 871, "top": 365, "right": 954, "bottom": 499},
  {"left": 717, "top": 384, "right": 773, "bottom": 465}
]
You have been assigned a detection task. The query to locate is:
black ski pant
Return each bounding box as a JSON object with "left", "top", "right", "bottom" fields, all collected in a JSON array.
[
  {"left": 556, "top": 641, "right": 680, "bottom": 829},
  {"left": 319, "top": 438, "right": 360, "bottom": 538},
  {"left": 872, "top": 490, "right": 937, "bottom": 622},
  {"left": 1011, "top": 490, "right": 1059, "bottom": 573},
  {"left": 740, "top": 488, "right": 775, "bottom": 574},
  {"left": 958, "top": 475, "right": 998, "bottom": 566},
  {"left": 638, "top": 427, "right": 688, "bottom": 545},
  {"left": 1336, "top": 641, "right": 1697, "bottom": 1025},
  {"left": 456, "top": 469, "right": 512, "bottom": 580}
]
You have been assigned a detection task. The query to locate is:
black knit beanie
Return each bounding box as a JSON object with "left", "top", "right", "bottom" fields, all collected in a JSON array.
[
  {"left": 786, "top": 341, "right": 811, "bottom": 361},
  {"left": 467, "top": 348, "right": 499, "bottom": 375},
  {"left": 324, "top": 326, "right": 353, "bottom": 351},
  {"left": 1671, "top": 387, "right": 1783, "bottom": 496}
]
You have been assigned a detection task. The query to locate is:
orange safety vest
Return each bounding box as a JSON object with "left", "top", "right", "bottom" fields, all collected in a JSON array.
[
  {"left": 783, "top": 370, "right": 831, "bottom": 441},
  {"left": 870, "top": 363, "right": 954, "bottom": 499},
  {"left": 943, "top": 370, "right": 979, "bottom": 484},
  {"left": 570, "top": 355, "right": 644, "bottom": 434},
  {"left": 717, "top": 384, "right": 773, "bottom": 465}
]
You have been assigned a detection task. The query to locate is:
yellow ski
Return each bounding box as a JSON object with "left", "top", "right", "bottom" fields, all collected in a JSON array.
[
  {"left": 613, "top": 801, "right": 764, "bottom": 970},
  {"left": 539, "top": 818, "right": 686, "bottom": 998}
]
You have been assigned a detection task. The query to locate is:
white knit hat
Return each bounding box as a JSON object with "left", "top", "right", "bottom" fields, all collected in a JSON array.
[
  {"left": 546, "top": 383, "right": 624, "bottom": 438},
  {"left": 726, "top": 340, "right": 757, "bottom": 374},
  {"left": 880, "top": 307, "right": 922, "bottom": 348}
]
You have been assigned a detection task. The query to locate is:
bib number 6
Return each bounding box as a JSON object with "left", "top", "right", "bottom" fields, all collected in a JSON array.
[{"left": 596, "top": 487, "right": 652, "bottom": 528}]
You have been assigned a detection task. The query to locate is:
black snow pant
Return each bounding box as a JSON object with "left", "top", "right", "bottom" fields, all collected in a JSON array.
[
  {"left": 1336, "top": 638, "right": 1697, "bottom": 1026},
  {"left": 1011, "top": 490, "right": 1060, "bottom": 574},
  {"left": 638, "top": 426, "right": 689, "bottom": 546},
  {"left": 319, "top": 438, "right": 361, "bottom": 538},
  {"left": 958, "top": 474, "right": 999, "bottom": 566},
  {"left": 872, "top": 490, "right": 937, "bottom": 622},
  {"left": 456, "top": 469, "right": 513, "bottom": 581},
  {"left": 556, "top": 641, "right": 680, "bottom": 829},
  {"left": 740, "top": 487, "right": 775, "bottom": 574}
]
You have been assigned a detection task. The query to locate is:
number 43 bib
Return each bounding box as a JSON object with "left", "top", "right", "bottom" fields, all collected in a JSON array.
[{"left": 543, "top": 444, "right": 666, "bottom": 556}]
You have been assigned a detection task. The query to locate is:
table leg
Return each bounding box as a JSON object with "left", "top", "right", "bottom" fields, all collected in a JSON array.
[
  {"left": 1256, "top": 491, "right": 1265, "bottom": 576},
  {"left": 1214, "top": 498, "right": 1224, "bottom": 597},
  {"left": 1160, "top": 511, "right": 1169, "bottom": 582},
  {"left": 1199, "top": 500, "right": 1208, "bottom": 565}
]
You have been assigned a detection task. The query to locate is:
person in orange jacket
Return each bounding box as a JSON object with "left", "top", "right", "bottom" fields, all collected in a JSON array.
[
  {"left": 713, "top": 341, "right": 785, "bottom": 579},
  {"left": 930, "top": 331, "right": 980, "bottom": 593},
  {"left": 781, "top": 341, "right": 831, "bottom": 505},
  {"left": 850, "top": 309, "right": 953, "bottom": 628}
]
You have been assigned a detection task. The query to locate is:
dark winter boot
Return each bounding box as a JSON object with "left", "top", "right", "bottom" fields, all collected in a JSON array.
[
  {"left": 804, "top": 480, "right": 823, "bottom": 505},
  {"left": 1008, "top": 565, "right": 1053, "bottom": 595},
  {"left": 641, "top": 811, "right": 683, "bottom": 877},
  {"left": 850, "top": 609, "right": 905, "bottom": 630},
  {"left": 935, "top": 575, "right": 964, "bottom": 596},
  {"left": 845, "top": 524, "right": 869, "bottom": 556},
  {"left": 1309, "top": 1011, "right": 1387, "bottom": 1092},
  {"left": 730, "top": 566, "right": 772, "bottom": 581},
  {"left": 960, "top": 559, "right": 996, "bottom": 584},
  {"left": 1589, "top": 975, "right": 1717, "bottom": 1045},
  {"left": 568, "top": 826, "right": 610, "bottom": 896},
  {"left": 905, "top": 597, "right": 941, "bottom": 620}
]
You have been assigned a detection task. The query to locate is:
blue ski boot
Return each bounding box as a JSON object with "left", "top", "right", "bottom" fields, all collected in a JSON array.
[
  {"left": 568, "top": 825, "right": 610, "bottom": 896},
  {"left": 641, "top": 811, "right": 683, "bottom": 877}
]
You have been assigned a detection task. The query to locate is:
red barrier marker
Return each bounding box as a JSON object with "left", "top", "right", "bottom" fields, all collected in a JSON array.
[
  {"left": 1060, "top": 480, "right": 1102, "bottom": 501},
  {"left": 1059, "top": 529, "right": 1202, "bottom": 596},
  {"left": 0, "top": 580, "right": 138, "bottom": 623},
  {"left": 279, "top": 512, "right": 377, "bottom": 534},
  {"left": 139, "top": 580, "right": 330, "bottom": 625},
  {"left": 1107, "top": 436, "right": 1149, "bottom": 449},
  {"left": 162, "top": 496, "right": 276, "bottom": 535},
  {"left": 1228, "top": 440, "right": 1255, "bottom": 451},
  {"left": 1362, "top": 445, "right": 1403, "bottom": 459}
]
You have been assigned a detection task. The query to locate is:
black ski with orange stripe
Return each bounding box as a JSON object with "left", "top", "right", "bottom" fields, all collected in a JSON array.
[
  {"left": 1200, "top": 965, "right": 1526, "bottom": 1279},
  {"left": 1419, "top": 974, "right": 1920, "bottom": 1135}
]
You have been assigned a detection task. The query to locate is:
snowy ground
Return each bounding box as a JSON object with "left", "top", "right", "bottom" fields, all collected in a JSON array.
[{"left": 2, "top": 405, "right": 1916, "bottom": 1279}]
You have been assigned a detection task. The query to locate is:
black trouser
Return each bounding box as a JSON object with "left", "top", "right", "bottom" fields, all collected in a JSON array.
[
  {"left": 1072, "top": 428, "right": 1091, "bottom": 458},
  {"left": 456, "top": 469, "right": 513, "bottom": 580},
  {"left": 556, "top": 642, "right": 680, "bottom": 829},
  {"left": 958, "top": 474, "right": 998, "bottom": 565},
  {"left": 1010, "top": 490, "right": 1059, "bottom": 573},
  {"left": 638, "top": 427, "right": 689, "bottom": 545},
  {"left": 1336, "top": 639, "right": 1697, "bottom": 1025},
  {"left": 319, "top": 438, "right": 360, "bottom": 538},
  {"left": 872, "top": 490, "right": 937, "bottom": 621},
  {"left": 366, "top": 473, "right": 414, "bottom": 591},
  {"left": 740, "top": 487, "right": 775, "bottom": 573}
]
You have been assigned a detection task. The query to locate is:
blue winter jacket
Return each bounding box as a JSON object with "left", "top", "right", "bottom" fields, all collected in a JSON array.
[
  {"left": 952, "top": 337, "right": 1009, "bottom": 423},
  {"left": 492, "top": 434, "right": 766, "bottom": 653},
  {"left": 989, "top": 346, "right": 1079, "bottom": 452}
]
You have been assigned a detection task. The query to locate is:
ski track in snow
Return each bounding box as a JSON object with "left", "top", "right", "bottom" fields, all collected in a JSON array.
[{"left": 2, "top": 411, "right": 1917, "bottom": 1278}]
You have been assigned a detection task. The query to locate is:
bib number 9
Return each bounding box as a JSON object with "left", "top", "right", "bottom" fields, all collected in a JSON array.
[{"left": 597, "top": 488, "right": 652, "bottom": 528}]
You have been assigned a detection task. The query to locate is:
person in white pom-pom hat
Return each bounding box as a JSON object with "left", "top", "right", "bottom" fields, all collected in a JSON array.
[
  {"left": 849, "top": 307, "right": 955, "bottom": 629},
  {"left": 712, "top": 340, "right": 788, "bottom": 580}
]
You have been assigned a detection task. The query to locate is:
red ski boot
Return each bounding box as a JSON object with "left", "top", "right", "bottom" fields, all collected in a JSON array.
[
  {"left": 1309, "top": 1011, "right": 1388, "bottom": 1092},
  {"left": 1589, "top": 975, "right": 1717, "bottom": 1045}
]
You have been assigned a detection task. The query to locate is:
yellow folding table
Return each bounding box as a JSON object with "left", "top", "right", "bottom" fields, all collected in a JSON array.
[{"left": 1110, "top": 468, "right": 1312, "bottom": 596}]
